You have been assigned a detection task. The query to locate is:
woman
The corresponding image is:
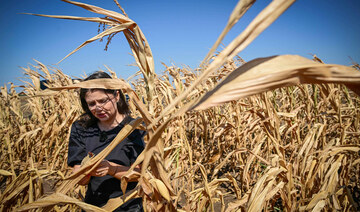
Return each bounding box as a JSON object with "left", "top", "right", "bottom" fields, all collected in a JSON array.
[{"left": 67, "top": 71, "right": 144, "bottom": 211}]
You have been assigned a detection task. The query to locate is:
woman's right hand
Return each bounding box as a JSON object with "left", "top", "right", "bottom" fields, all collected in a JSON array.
[{"left": 72, "top": 165, "right": 91, "bottom": 185}]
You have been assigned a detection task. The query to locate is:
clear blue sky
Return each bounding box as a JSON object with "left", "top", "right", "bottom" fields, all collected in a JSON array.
[{"left": 1, "top": 0, "right": 360, "bottom": 88}]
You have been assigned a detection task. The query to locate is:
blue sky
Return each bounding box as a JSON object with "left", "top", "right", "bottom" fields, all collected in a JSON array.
[{"left": 1, "top": 0, "right": 360, "bottom": 88}]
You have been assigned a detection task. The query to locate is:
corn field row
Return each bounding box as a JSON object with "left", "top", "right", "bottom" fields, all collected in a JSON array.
[
  {"left": 1, "top": 0, "right": 360, "bottom": 211},
  {"left": 0, "top": 56, "right": 359, "bottom": 211}
]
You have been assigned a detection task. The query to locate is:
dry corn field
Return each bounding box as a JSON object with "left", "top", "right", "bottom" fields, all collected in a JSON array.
[{"left": 1, "top": 0, "right": 360, "bottom": 211}]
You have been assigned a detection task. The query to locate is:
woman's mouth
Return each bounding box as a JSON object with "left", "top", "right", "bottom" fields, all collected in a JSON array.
[{"left": 96, "top": 113, "right": 107, "bottom": 118}]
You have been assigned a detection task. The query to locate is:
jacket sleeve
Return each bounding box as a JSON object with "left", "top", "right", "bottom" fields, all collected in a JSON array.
[
  {"left": 123, "top": 130, "right": 145, "bottom": 164},
  {"left": 67, "top": 122, "right": 87, "bottom": 167}
]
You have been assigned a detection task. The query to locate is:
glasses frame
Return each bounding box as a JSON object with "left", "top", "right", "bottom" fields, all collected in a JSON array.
[{"left": 87, "top": 96, "right": 116, "bottom": 111}]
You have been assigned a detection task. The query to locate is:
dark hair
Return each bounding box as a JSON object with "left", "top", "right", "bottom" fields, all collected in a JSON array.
[{"left": 78, "top": 71, "right": 130, "bottom": 128}]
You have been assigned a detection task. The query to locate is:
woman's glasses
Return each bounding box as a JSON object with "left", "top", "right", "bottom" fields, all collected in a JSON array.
[{"left": 87, "top": 97, "right": 115, "bottom": 110}]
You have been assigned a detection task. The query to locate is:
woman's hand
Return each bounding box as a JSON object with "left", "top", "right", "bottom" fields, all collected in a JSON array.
[
  {"left": 72, "top": 165, "right": 91, "bottom": 185},
  {"left": 86, "top": 160, "right": 141, "bottom": 181},
  {"left": 91, "top": 160, "right": 115, "bottom": 177}
]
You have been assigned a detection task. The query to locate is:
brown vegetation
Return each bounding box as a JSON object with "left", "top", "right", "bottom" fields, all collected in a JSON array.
[{"left": 1, "top": 0, "right": 359, "bottom": 211}]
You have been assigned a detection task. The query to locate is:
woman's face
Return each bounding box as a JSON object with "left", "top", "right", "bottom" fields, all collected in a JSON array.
[{"left": 84, "top": 89, "right": 120, "bottom": 123}]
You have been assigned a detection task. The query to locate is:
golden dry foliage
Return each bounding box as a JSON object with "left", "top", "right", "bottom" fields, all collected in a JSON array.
[
  {"left": 2, "top": 58, "right": 359, "bottom": 211},
  {"left": 1, "top": 0, "right": 360, "bottom": 211},
  {"left": 26, "top": 0, "right": 155, "bottom": 105}
]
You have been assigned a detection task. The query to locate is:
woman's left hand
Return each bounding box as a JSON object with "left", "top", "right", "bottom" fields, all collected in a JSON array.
[
  {"left": 91, "top": 160, "right": 137, "bottom": 179},
  {"left": 91, "top": 160, "right": 114, "bottom": 177}
]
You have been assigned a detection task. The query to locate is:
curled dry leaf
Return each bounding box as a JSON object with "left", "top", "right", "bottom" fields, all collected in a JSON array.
[
  {"left": 191, "top": 55, "right": 360, "bottom": 110},
  {"left": 16, "top": 193, "right": 107, "bottom": 212},
  {"left": 48, "top": 78, "right": 129, "bottom": 91},
  {"left": 149, "top": 178, "right": 171, "bottom": 202}
]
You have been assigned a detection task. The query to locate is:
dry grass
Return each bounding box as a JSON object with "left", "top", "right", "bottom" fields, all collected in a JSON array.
[{"left": 1, "top": 0, "right": 360, "bottom": 211}]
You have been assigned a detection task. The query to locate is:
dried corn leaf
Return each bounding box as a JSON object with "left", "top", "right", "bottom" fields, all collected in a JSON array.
[
  {"left": 311, "top": 200, "right": 326, "bottom": 212},
  {"left": 155, "top": 0, "right": 296, "bottom": 121},
  {"left": 191, "top": 55, "right": 360, "bottom": 110},
  {"left": 226, "top": 194, "right": 249, "bottom": 212},
  {"left": 0, "top": 169, "right": 14, "bottom": 176},
  {"left": 248, "top": 179, "right": 276, "bottom": 212},
  {"left": 304, "top": 191, "right": 327, "bottom": 210},
  {"left": 48, "top": 78, "right": 129, "bottom": 91},
  {"left": 150, "top": 179, "right": 171, "bottom": 201},
  {"left": 23, "top": 13, "right": 117, "bottom": 25},
  {"left": 62, "top": 0, "right": 132, "bottom": 23},
  {"left": 1, "top": 173, "right": 31, "bottom": 204},
  {"left": 212, "top": 149, "right": 246, "bottom": 178},
  {"left": 102, "top": 188, "right": 139, "bottom": 211},
  {"left": 16, "top": 193, "right": 107, "bottom": 212},
  {"left": 57, "top": 23, "right": 135, "bottom": 64},
  {"left": 203, "top": 0, "right": 255, "bottom": 63},
  {"left": 328, "top": 146, "right": 360, "bottom": 156},
  {"left": 36, "top": 77, "right": 154, "bottom": 126},
  {"left": 226, "top": 174, "right": 242, "bottom": 199}
]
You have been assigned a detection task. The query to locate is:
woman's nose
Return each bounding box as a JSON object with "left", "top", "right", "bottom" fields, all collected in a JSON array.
[{"left": 95, "top": 104, "right": 103, "bottom": 111}]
